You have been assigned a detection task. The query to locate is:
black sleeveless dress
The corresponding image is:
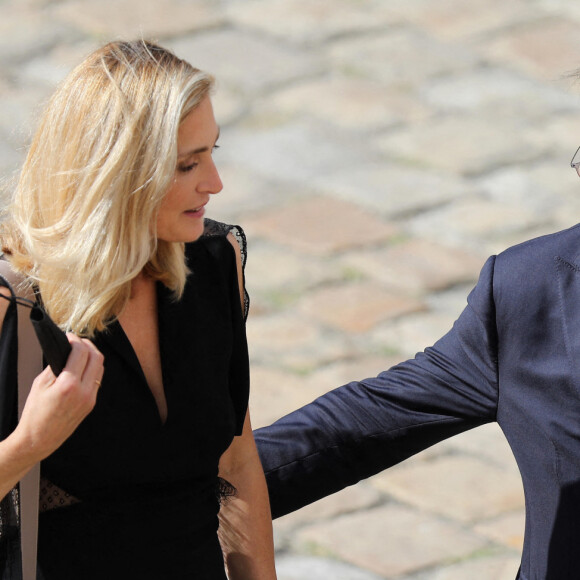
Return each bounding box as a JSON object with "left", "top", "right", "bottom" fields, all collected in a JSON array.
[{"left": 36, "top": 222, "right": 250, "bottom": 579}]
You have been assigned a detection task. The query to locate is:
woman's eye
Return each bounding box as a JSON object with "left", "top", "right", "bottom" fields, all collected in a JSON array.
[
  {"left": 178, "top": 146, "right": 219, "bottom": 173},
  {"left": 179, "top": 162, "right": 198, "bottom": 173}
]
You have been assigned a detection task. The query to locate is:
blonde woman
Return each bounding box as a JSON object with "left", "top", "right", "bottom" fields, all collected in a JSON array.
[{"left": 0, "top": 40, "right": 276, "bottom": 579}]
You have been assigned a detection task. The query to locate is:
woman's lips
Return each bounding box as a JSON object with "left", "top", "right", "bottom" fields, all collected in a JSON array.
[{"left": 184, "top": 205, "right": 206, "bottom": 218}]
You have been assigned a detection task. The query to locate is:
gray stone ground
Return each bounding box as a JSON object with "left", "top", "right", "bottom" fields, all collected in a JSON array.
[{"left": 2, "top": 0, "right": 580, "bottom": 578}]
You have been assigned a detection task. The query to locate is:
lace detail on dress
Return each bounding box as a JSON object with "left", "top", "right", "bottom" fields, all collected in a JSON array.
[
  {"left": 0, "top": 486, "right": 19, "bottom": 533},
  {"left": 0, "top": 487, "right": 20, "bottom": 569},
  {"left": 203, "top": 219, "right": 250, "bottom": 320},
  {"left": 39, "top": 477, "right": 80, "bottom": 512},
  {"left": 215, "top": 476, "right": 237, "bottom": 506}
]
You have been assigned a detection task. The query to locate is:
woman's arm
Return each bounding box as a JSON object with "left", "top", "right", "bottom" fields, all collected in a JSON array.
[
  {"left": 0, "top": 291, "right": 103, "bottom": 501},
  {"left": 217, "top": 232, "right": 276, "bottom": 579},
  {"left": 218, "top": 410, "right": 277, "bottom": 580}
]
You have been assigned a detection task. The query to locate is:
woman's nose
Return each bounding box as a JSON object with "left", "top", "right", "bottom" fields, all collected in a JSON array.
[{"left": 199, "top": 159, "right": 223, "bottom": 195}]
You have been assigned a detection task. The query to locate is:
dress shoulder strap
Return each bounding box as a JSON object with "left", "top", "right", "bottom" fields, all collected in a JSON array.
[{"left": 0, "top": 257, "right": 42, "bottom": 580}]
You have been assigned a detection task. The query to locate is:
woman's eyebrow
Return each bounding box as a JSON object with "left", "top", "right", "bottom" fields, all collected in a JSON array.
[{"left": 178, "top": 128, "right": 220, "bottom": 159}]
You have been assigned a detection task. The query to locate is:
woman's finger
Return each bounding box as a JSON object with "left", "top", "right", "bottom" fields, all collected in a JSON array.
[
  {"left": 36, "top": 365, "right": 57, "bottom": 389},
  {"left": 43, "top": 334, "right": 104, "bottom": 394},
  {"left": 79, "top": 338, "right": 104, "bottom": 390},
  {"left": 59, "top": 333, "right": 91, "bottom": 376}
]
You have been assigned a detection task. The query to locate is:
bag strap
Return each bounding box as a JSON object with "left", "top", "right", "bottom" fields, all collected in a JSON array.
[{"left": 0, "top": 260, "right": 42, "bottom": 580}]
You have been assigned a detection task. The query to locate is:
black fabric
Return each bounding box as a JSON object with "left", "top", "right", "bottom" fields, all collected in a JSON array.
[
  {"left": 0, "top": 274, "right": 19, "bottom": 442},
  {"left": 0, "top": 274, "right": 22, "bottom": 580},
  {"left": 29, "top": 306, "right": 70, "bottom": 377},
  {"left": 24, "top": 227, "right": 247, "bottom": 579}
]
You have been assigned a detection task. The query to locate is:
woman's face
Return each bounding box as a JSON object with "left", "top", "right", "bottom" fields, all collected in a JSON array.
[{"left": 156, "top": 96, "right": 222, "bottom": 243}]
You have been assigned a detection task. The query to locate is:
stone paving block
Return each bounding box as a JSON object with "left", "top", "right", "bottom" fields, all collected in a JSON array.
[
  {"left": 368, "top": 311, "right": 460, "bottom": 359},
  {"left": 437, "top": 423, "right": 518, "bottom": 472},
  {"left": 275, "top": 555, "right": 384, "bottom": 580},
  {"left": 295, "top": 504, "right": 488, "bottom": 577},
  {"left": 246, "top": 312, "right": 352, "bottom": 371},
  {"left": 406, "top": 198, "right": 539, "bottom": 253},
  {"left": 476, "top": 163, "right": 579, "bottom": 219},
  {"left": 306, "top": 355, "right": 406, "bottom": 389},
  {"left": 17, "top": 40, "right": 99, "bottom": 91},
  {"left": 3, "top": 0, "right": 50, "bottom": 7},
  {"left": 424, "top": 283, "right": 473, "bottom": 317},
  {"left": 274, "top": 484, "right": 384, "bottom": 540},
  {"left": 210, "top": 163, "right": 306, "bottom": 224},
  {"left": 314, "top": 164, "right": 471, "bottom": 219},
  {"left": 249, "top": 365, "right": 336, "bottom": 428},
  {"left": 342, "top": 239, "right": 483, "bottom": 295},
  {"left": 220, "top": 122, "right": 368, "bottom": 184},
  {"left": 242, "top": 244, "right": 339, "bottom": 315},
  {"left": 405, "top": 553, "right": 521, "bottom": 580},
  {"left": 247, "top": 313, "right": 320, "bottom": 351},
  {"left": 52, "top": 0, "right": 224, "bottom": 38},
  {"left": 371, "top": 455, "right": 525, "bottom": 523},
  {"left": 208, "top": 88, "right": 247, "bottom": 128},
  {"left": 0, "top": 4, "right": 76, "bottom": 66},
  {"left": 298, "top": 281, "right": 425, "bottom": 333},
  {"left": 243, "top": 197, "right": 396, "bottom": 256},
  {"left": 377, "top": 115, "right": 548, "bottom": 176},
  {"left": 262, "top": 77, "right": 428, "bottom": 131},
  {"left": 540, "top": 0, "right": 580, "bottom": 20},
  {"left": 329, "top": 29, "right": 478, "bottom": 88},
  {"left": 423, "top": 68, "right": 580, "bottom": 117},
  {"left": 243, "top": 243, "right": 336, "bottom": 293},
  {"left": 485, "top": 224, "right": 570, "bottom": 261},
  {"left": 386, "top": 0, "right": 533, "bottom": 41},
  {"left": 553, "top": 206, "right": 580, "bottom": 234},
  {"left": 168, "top": 31, "right": 324, "bottom": 97},
  {"left": 0, "top": 137, "right": 22, "bottom": 175},
  {"left": 475, "top": 510, "right": 525, "bottom": 551},
  {"left": 226, "top": 0, "right": 400, "bottom": 44},
  {"left": 533, "top": 114, "right": 580, "bottom": 162},
  {"left": 484, "top": 17, "right": 580, "bottom": 81},
  {"left": 0, "top": 84, "right": 52, "bottom": 148}
]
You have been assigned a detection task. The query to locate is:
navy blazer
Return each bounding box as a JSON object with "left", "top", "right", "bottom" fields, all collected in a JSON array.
[{"left": 255, "top": 223, "right": 580, "bottom": 580}]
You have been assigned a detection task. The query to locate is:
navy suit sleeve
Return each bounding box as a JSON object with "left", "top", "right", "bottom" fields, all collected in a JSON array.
[{"left": 255, "top": 256, "right": 500, "bottom": 518}]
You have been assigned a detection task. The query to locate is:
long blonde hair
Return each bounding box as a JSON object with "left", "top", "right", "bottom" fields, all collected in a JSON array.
[{"left": 1, "top": 40, "right": 214, "bottom": 337}]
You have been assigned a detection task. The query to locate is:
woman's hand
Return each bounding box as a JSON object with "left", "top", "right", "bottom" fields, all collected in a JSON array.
[
  {"left": 12, "top": 333, "right": 104, "bottom": 463},
  {"left": 0, "top": 333, "right": 104, "bottom": 501}
]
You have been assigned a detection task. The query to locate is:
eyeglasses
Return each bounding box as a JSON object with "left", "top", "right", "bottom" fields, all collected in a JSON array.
[{"left": 571, "top": 146, "right": 580, "bottom": 177}]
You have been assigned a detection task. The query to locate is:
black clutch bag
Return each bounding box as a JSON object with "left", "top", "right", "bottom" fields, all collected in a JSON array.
[
  {"left": 0, "top": 276, "right": 71, "bottom": 377},
  {"left": 29, "top": 305, "right": 71, "bottom": 376}
]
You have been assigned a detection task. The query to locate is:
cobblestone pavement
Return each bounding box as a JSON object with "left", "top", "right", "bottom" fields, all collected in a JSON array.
[{"left": 3, "top": 1, "right": 580, "bottom": 578}]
